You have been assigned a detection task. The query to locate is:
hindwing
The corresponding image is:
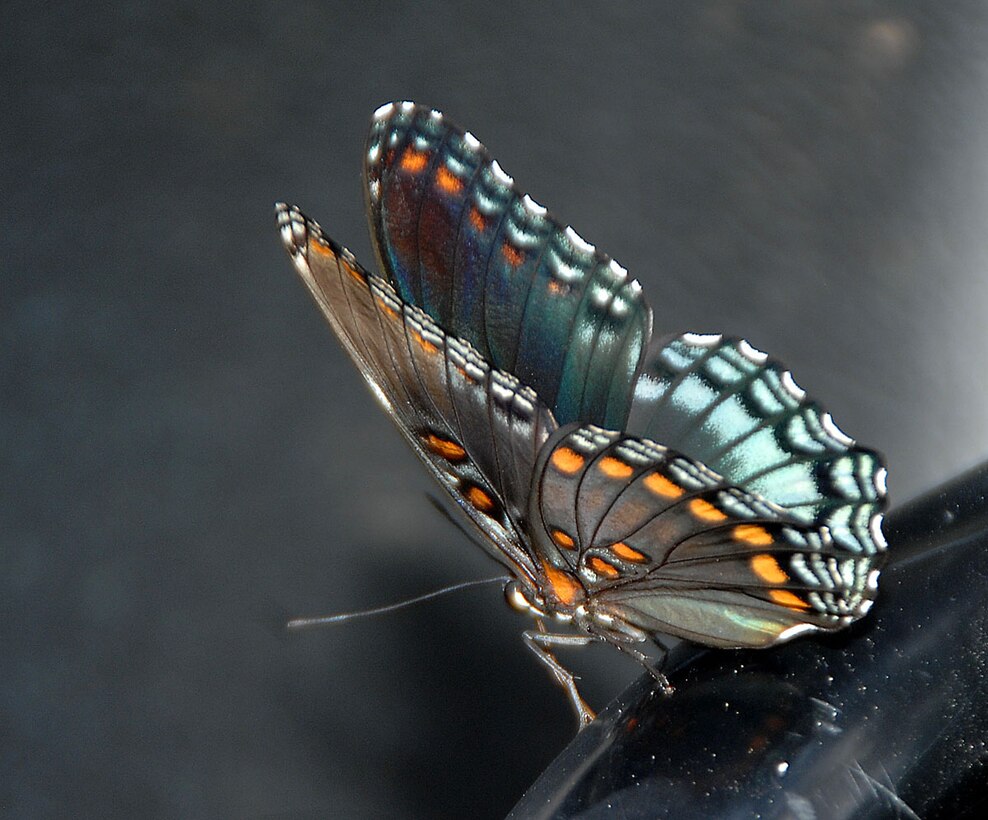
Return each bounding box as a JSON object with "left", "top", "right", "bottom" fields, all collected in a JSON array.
[
  {"left": 628, "top": 333, "right": 887, "bottom": 554},
  {"left": 531, "top": 423, "right": 882, "bottom": 648}
]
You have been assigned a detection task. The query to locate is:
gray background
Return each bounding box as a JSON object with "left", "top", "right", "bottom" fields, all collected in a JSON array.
[{"left": 4, "top": 1, "right": 988, "bottom": 817}]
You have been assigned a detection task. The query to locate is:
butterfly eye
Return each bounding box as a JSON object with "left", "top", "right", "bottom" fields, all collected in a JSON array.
[{"left": 504, "top": 580, "right": 541, "bottom": 614}]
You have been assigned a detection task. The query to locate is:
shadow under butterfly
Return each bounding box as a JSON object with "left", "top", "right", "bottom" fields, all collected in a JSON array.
[{"left": 276, "top": 101, "right": 888, "bottom": 728}]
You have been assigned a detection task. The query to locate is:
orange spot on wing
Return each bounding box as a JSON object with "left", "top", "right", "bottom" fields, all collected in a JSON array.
[
  {"left": 689, "top": 498, "right": 728, "bottom": 522},
  {"left": 599, "top": 456, "right": 633, "bottom": 479},
  {"left": 374, "top": 295, "right": 399, "bottom": 320},
  {"left": 311, "top": 239, "right": 334, "bottom": 257},
  {"left": 501, "top": 242, "right": 524, "bottom": 267},
  {"left": 400, "top": 148, "right": 428, "bottom": 173},
  {"left": 551, "top": 529, "right": 576, "bottom": 550},
  {"left": 340, "top": 259, "right": 363, "bottom": 282},
  {"left": 541, "top": 561, "right": 581, "bottom": 606},
  {"left": 589, "top": 557, "right": 620, "bottom": 578},
  {"left": 769, "top": 589, "right": 810, "bottom": 610},
  {"left": 436, "top": 165, "right": 463, "bottom": 194},
  {"left": 411, "top": 330, "right": 439, "bottom": 354},
  {"left": 611, "top": 542, "right": 647, "bottom": 563},
  {"left": 550, "top": 447, "right": 584, "bottom": 475},
  {"left": 424, "top": 433, "right": 466, "bottom": 462},
  {"left": 751, "top": 554, "right": 788, "bottom": 584},
  {"left": 643, "top": 472, "right": 683, "bottom": 498},
  {"left": 735, "top": 524, "right": 773, "bottom": 546},
  {"left": 464, "top": 484, "right": 495, "bottom": 513},
  {"left": 469, "top": 206, "right": 486, "bottom": 232}
]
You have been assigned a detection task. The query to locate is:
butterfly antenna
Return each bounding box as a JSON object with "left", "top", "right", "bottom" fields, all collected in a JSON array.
[{"left": 287, "top": 576, "right": 509, "bottom": 630}]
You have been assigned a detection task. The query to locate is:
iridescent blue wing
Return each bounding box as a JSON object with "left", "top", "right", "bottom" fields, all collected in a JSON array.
[
  {"left": 276, "top": 203, "right": 553, "bottom": 585},
  {"left": 530, "top": 423, "right": 884, "bottom": 648},
  {"left": 627, "top": 333, "right": 888, "bottom": 555},
  {"left": 363, "top": 101, "right": 651, "bottom": 430}
]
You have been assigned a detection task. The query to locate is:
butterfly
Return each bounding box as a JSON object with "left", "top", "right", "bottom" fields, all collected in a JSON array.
[{"left": 276, "top": 101, "right": 888, "bottom": 727}]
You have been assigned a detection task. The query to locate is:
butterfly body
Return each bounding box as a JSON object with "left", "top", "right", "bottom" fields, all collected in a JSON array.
[{"left": 277, "top": 101, "right": 888, "bottom": 726}]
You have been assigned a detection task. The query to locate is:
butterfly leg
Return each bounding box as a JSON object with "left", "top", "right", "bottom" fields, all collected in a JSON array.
[
  {"left": 522, "top": 624, "right": 598, "bottom": 728},
  {"left": 612, "top": 641, "right": 674, "bottom": 696}
]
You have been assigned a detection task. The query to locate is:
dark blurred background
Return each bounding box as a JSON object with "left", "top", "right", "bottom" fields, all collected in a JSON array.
[{"left": 4, "top": 2, "right": 988, "bottom": 817}]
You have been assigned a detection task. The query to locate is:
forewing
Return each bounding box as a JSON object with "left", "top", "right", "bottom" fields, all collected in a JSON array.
[
  {"left": 363, "top": 101, "right": 652, "bottom": 429},
  {"left": 530, "top": 423, "right": 883, "bottom": 648},
  {"left": 277, "top": 203, "right": 556, "bottom": 582},
  {"left": 628, "top": 333, "right": 888, "bottom": 555}
]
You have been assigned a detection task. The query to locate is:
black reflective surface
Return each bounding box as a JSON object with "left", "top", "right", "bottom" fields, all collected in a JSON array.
[{"left": 511, "top": 466, "right": 988, "bottom": 818}]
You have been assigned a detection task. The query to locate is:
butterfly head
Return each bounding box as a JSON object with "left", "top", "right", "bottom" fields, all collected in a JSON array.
[
  {"left": 504, "top": 578, "right": 545, "bottom": 616},
  {"left": 504, "top": 574, "right": 652, "bottom": 645},
  {"left": 504, "top": 574, "right": 583, "bottom": 626}
]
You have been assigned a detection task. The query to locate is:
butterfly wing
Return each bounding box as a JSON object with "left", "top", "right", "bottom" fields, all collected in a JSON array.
[
  {"left": 628, "top": 333, "right": 888, "bottom": 555},
  {"left": 362, "top": 101, "right": 652, "bottom": 430},
  {"left": 277, "top": 203, "right": 555, "bottom": 584},
  {"left": 529, "top": 419, "right": 885, "bottom": 649}
]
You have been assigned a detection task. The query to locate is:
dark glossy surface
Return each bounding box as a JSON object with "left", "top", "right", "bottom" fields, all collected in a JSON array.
[
  {"left": 5, "top": 2, "right": 988, "bottom": 817},
  {"left": 511, "top": 465, "right": 988, "bottom": 818}
]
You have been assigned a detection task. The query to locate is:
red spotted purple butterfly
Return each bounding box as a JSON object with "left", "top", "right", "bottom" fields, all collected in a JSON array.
[{"left": 276, "top": 101, "right": 888, "bottom": 727}]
